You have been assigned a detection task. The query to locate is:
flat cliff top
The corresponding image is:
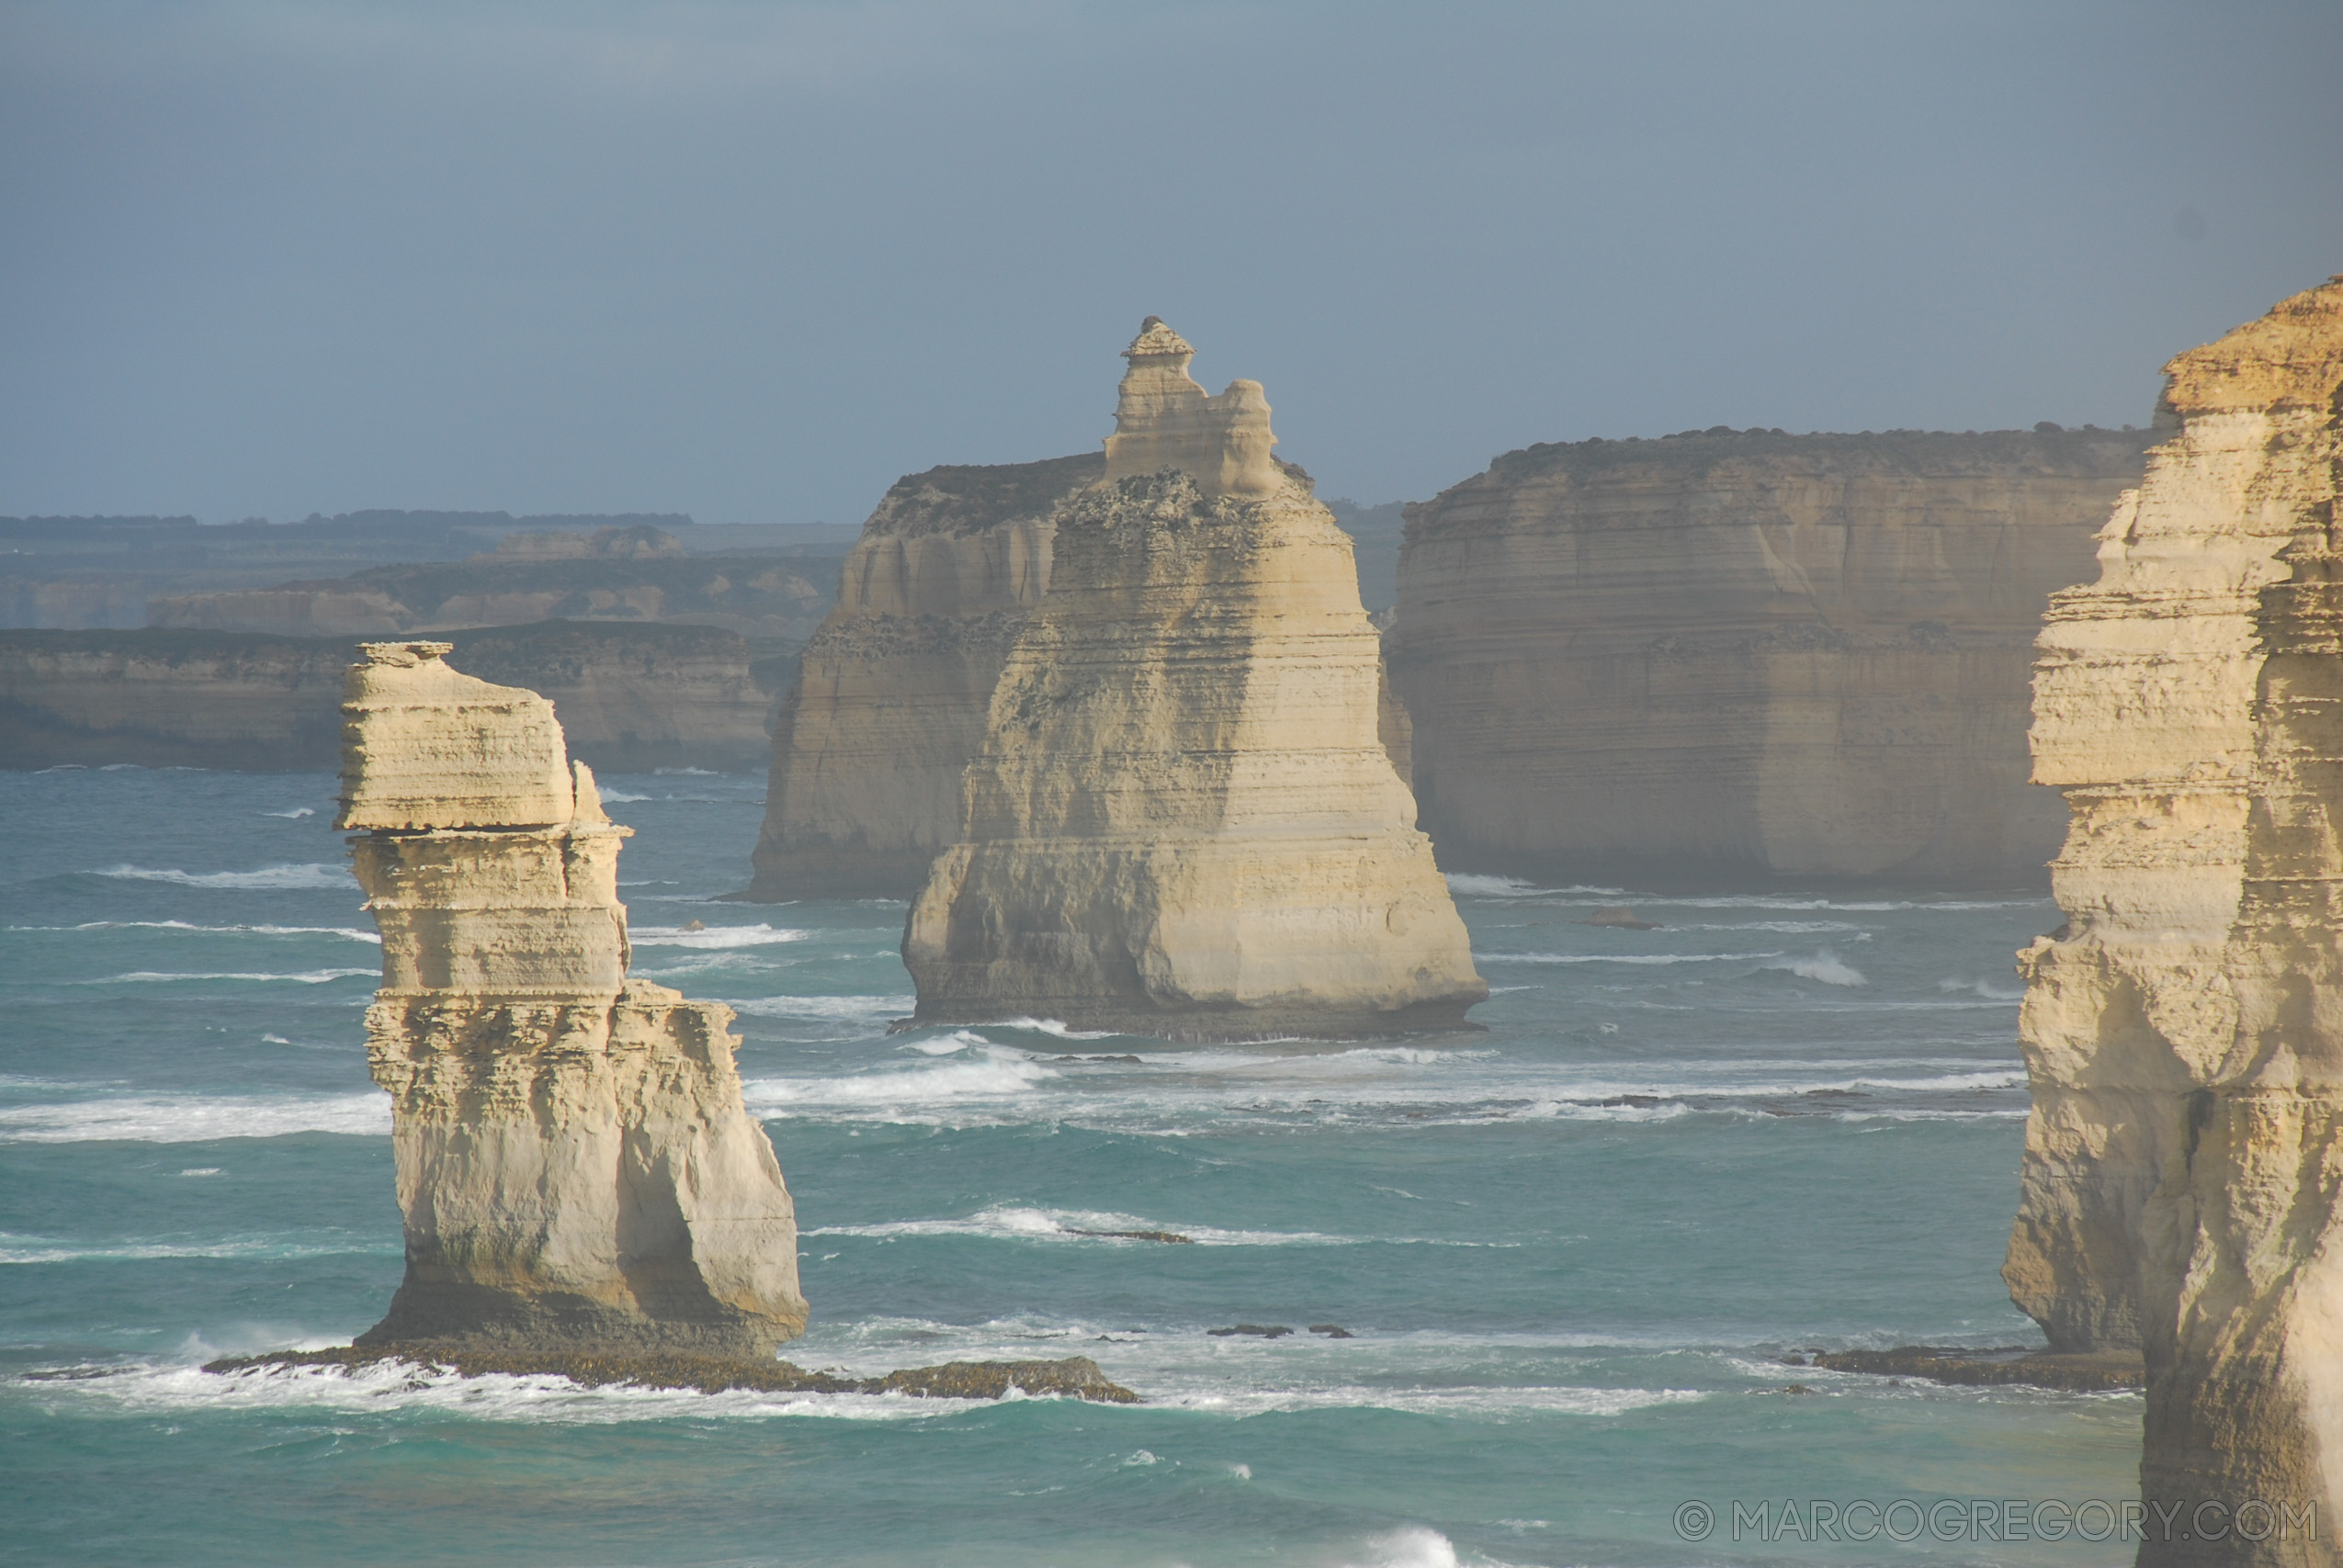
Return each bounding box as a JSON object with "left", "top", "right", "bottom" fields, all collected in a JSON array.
[
  {"left": 1417, "top": 424, "right": 2158, "bottom": 527},
  {"left": 2, "top": 620, "right": 754, "bottom": 661},
  {"left": 862, "top": 453, "right": 1105, "bottom": 539},
  {"left": 2163, "top": 274, "right": 2343, "bottom": 412}
]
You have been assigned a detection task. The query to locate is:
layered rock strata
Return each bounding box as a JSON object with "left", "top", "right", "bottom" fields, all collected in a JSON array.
[
  {"left": 0, "top": 622, "right": 777, "bottom": 773},
  {"left": 902, "top": 324, "right": 1484, "bottom": 1037},
  {"left": 1387, "top": 424, "right": 2154, "bottom": 885},
  {"left": 746, "top": 454, "right": 1101, "bottom": 897},
  {"left": 2006, "top": 276, "right": 2343, "bottom": 1561},
  {"left": 340, "top": 640, "right": 805, "bottom": 1356},
  {"left": 151, "top": 544, "right": 835, "bottom": 642}
]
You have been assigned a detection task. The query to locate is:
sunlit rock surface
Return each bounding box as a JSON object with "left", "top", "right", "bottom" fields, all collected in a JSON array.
[
  {"left": 2006, "top": 276, "right": 2343, "bottom": 1562},
  {"left": 745, "top": 454, "right": 1099, "bottom": 897},
  {"left": 902, "top": 324, "right": 1484, "bottom": 1038},
  {"left": 1388, "top": 424, "right": 2152, "bottom": 885},
  {"left": 339, "top": 640, "right": 805, "bottom": 1355}
]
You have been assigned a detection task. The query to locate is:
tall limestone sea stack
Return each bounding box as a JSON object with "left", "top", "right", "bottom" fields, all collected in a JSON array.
[
  {"left": 746, "top": 455, "right": 1100, "bottom": 897},
  {"left": 2008, "top": 276, "right": 2343, "bottom": 1561},
  {"left": 901, "top": 321, "right": 1484, "bottom": 1036},
  {"left": 338, "top": 641, "right": 806, "bottom": 1355}
]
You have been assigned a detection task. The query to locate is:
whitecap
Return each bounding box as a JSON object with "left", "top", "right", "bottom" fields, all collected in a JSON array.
[
  {"left": 14, "top": 921, "right": 378, "bottom": 942},
  {"left": 0, "top": 1091, "right": 390, "bottom": 1143},
  {"left": 91, "top": 863, "right": 354, "bottom": 891},
  {"left": 1476, "top": 951, "right": 1781, "bottom": 965},
  {"left": 801, "top": 1204, "right": 1353, "bottom": 1248},
  {"left": 1940, "top": 976, "right": 2025, "bottom": 1000},
  {"left": 1758, "top": 951, "right": 1868, "bottom": 986},
  {"left": 45, "top": 1358, "right": 991, "bottom": 1425},
  {"left": 743, "top": 1050, "right": 1056, "bottom": 1111},
  {"left": 628, "top": 923, "right": 811, "bottom": 949},
  {"left": 261, "top": 807, "right": 317, "bottom": 818},
  {"left": 84, "top": 968, "right": 377, "bottom": 986},
  {"left": 724, "top": 994, "right": 914, "bottom": 1022},
  {"left": 596, "top": 789, "right": 651, "bottom": 802}
]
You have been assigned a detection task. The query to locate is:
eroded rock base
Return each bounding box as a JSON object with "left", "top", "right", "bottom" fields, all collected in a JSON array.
[
  {"left": 1798, "top": 1345, "right": 2145, "bottom": 1393},
  {"left": 202, "top": 1347, "right": 1139, "bottom": 1404}
]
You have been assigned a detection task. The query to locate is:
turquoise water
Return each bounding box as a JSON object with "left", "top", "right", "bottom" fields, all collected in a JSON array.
[{"left": 0, "top": 767, "right": 2141, "bottom": 1566}]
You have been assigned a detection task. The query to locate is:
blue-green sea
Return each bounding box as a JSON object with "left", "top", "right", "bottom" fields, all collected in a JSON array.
[{"left": 0, "top": 766, "right": 2143, "bottom": 1566}]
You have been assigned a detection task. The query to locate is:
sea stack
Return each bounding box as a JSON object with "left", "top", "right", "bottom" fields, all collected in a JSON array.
[
  {"left": 338, "top": 641, "right": 806, "bottom": 1356},
  {"left": 746, "top": 454, "right": 1102, "bottom": 898},
  {"left": 901, "top": 321, "right": 1486, "bottom": 1037},
  {"left": 2008, "top": 276, "right": 2343, "bottom": 1558}
]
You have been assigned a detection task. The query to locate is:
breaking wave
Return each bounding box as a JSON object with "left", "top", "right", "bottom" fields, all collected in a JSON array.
[
  {"left": 0, "top": 1092, "right": 390, "bottom": 1144},
  {"left": 92, "top": 863, "right": 354, "bottom": 891}
]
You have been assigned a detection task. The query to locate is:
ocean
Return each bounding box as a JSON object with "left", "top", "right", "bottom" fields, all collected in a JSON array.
[{"left": 0, "top": 765, "right": 2141, "bottom": 1566}]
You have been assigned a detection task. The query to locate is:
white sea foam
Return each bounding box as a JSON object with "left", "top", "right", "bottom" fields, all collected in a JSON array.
[
  {"left": 92, "top": 863, "right": 354, "bottom": 890},
  {"left": 724, "top": 993, "right": 914, "bottom": 1022},
  {"left": 652, "top": 767, "right": 721, "bottom": 775},
  {"left": 802, "top": 1204, "right": 1353, "bottom": 1247},
  {"left": 596, "top": 789, "right": 651, "bottom": 802},
  {"left": 13, "top": 921, "right": 378, "bottom": 942},
  {"left": 1476, "top": 951, "right": 1781, "bottom": 965},
  {"left": 1152, "top": 1382, "right": 1705, "bottom": 1419},
  {"left": 1940, "top": 976, "right": 2026, "bottom": 1000},
  {"left": 1, "top": 1234, "right": 393, "bottom": 1264},
  {"left": 0, "top": 1091, "right": 390, "bottom": 1143},
  {"left": 744, "top": 1049, "right": 1057, "bottom": 1112},
  {"left": 628, "top": 923, "right": 811, "bottom": 949},
  {"left": 48, "top": 1358, "right": 994, "bottom": 1425},
  {"left": 1340, "top": 1526, "right": 1466, "bottom": 1568},
  {"left": 260, "top": 807, "right": 316, "bottom": 818},
  {"left": 1443, "top": 874, "right": 1543, "bottom": 897},
  {"left": 1760, "top": 951, "right": 1868, "bottom": 986},
  {"left": 86, "top": 968, "right": 377, "bottom": 986}
]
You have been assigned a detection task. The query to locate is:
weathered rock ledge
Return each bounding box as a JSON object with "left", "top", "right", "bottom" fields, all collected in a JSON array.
[
  {"left": 1794, "top": 1345, "right": 2145, "bottom": 1393},
  {"left": 200, "top": 1347, "right": 1138, "bottom": 1403}
]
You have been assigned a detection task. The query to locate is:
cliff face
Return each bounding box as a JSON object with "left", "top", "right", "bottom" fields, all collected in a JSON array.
[
  {"left": 1388, "top": 426, "right": 2154, "bottom": 885},
  {"left": 150, "top": 548, "right": 834, "bottom": 642},
  {"left": 0, "top": 622, "right": 775, "bottom": 773},
  {"left": 745, "top": 454, "right": 1100, "bottom": 898},
  {"left": 340, "top": 641, "right": 805, "bottom": 1356},
  {"left": 2007, "top": 278, "right": 2343, "bottom": 1560},
  {"left": 902, "top": 324, "right": 1483, "bottom": 1037}
]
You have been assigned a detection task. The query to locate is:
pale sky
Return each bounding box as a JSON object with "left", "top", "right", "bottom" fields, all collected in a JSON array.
[{"left": 4, "top": 1, "right": 2337, "bottom": 524}]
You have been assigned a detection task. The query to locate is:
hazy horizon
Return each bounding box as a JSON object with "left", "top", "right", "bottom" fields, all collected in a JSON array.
[{"left": 5, "top": 1, "right": 2337, "bottom": 524}]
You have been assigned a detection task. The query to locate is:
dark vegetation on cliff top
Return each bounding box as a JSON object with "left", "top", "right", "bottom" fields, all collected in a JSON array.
[{"left": 1464, "top": 423, "right": 2159, "bottom": 491}]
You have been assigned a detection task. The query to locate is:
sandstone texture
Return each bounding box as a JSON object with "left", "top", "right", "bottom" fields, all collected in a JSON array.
[
  {"left": 339, "top": 641, "right": 805, "bottom": 1356},
  {"left": 0, "top": 622, "right": 779, "bottom": 773},
  {"left": 901, "top": 323, "right": 1484, "bottom": 1038},
  {"left": 1387, "top": 424, "right": 2154, "bottom": 885},
  {"left": 746, "top": 454, "right": 1100, "bottom": 897},
  {"left": 2005, "top": 276, "right": 2343, "bottom": 1563}
]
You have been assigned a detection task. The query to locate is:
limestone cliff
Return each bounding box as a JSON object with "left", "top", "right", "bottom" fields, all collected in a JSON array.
[
  {"left": 0, "top": 622, "right": 777, "bottom": 773},
  {"left": 902, "top": 324, "right": 1483, "bottom": 1037},
  {"left": 151, "top": 545, "right": 835, "bottom": 642},
  {"left": 1388, "top": 425, "right": 2154, "bottom": 885},
  {"left": 746, "top": 454, "right": 1100, "bottom": 897},
  {"left": 2006, "top": 276, "right": 2343, "bottom": 1562},
  {"left": 339, "top": 641, "right": 805, "bottom": 1355}
]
